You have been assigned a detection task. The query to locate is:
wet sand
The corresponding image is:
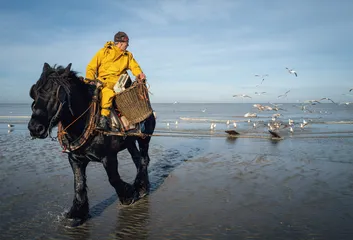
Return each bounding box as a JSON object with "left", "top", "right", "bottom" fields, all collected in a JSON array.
[{"left": 1, "top": 128, "right": 353, "bottom": 239}]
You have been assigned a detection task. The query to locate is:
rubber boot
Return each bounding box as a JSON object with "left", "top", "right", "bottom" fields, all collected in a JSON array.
[{"left": 97, "top": 116, "right": 110, "bottom": 131}]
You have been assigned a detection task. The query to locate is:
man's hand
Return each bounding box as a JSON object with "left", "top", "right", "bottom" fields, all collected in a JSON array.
[{"left": 137, "top": 72, "right": 146, "bottom": 83}]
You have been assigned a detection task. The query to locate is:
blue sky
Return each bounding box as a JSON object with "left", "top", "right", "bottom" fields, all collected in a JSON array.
[{"left": 1, "top": 0, "right": 352, "bottom": 103}]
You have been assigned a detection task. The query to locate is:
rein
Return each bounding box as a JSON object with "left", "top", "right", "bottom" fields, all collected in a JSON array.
[{"left": 57, "top": 102, "right": 94, "bottom": 138}]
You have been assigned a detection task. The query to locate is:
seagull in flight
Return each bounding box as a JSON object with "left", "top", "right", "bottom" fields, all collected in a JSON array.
[
  {"left": 255, "top": 92, "right": 266, "bottom": 95},
  {"left": 350, "top": 88, "right": 353, "bottom": 92},
  {"left": 277, "top": 90, "right": 290, "bottom": 99},
  {"left": 254, "top": 74, "right": 268, "bottom": 85},
  {"left": 233, "top": 94, "right": 252, "bottom": 98},
  {"left": 286, "top": 67, "right": 297, "bottom": 77},
  {"left": 304, "top": 99, "right": 321, "bottom": 105},
  {"left": 319, "top": 97, "right": 336, "bottom": 104},
  {"left": 255, "top": 74, "right": 269, "bottom": 79}
]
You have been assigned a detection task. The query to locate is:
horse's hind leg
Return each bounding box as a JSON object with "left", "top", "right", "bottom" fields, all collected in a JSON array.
[
  {"left": 128, "top": 138, "right": 151, "bottom": 198},
  {"left": 65, "top": 155, "right": 90, "bottom": 223},
  {"left": 103, "top": 154, "right": 137, "bottom": 205}
]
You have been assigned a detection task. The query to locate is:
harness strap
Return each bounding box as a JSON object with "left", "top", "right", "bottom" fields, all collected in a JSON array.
[{"left": 57, "top": 99, "right": 98, "bottom": 152}]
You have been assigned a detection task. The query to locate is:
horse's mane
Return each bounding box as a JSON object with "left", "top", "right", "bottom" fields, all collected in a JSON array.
[
  {"left": 36, "top": 64, "right": 84, "bottom": 94},
  {"left": 35, "top": 64, "right": 91, "bottom": 116}
]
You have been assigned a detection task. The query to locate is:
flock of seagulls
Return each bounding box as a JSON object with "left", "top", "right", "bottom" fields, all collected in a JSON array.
[
  {"left": 169, "top": 67, "right": 351, "bottom": 140},
  {"left": 233, "top": 67, "right": 297, "bottom": 100},
  {"left": 227, "top": 67, "right": 352, "bottom": 139}
]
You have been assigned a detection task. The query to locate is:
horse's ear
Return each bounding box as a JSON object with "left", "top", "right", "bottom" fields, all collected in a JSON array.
[
  {"left": 63, "top": 63, "right": 72, "bottom": 76},
  {"left": 43, "top": 62, "right": 51, "bottom": 72},
  {"left": 62, "top": 63, "right": 72, "bottom": 76}
]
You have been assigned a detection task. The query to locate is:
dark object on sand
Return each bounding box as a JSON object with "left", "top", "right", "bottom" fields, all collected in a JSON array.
[
  {"left": 268, "top": 130, "right": 281, "bottom": 139},
  {"left": 225, "top": 130, "right": 240, "bottom": 135},
  {"left": 28, "top": 63, "right": 156, "bottom": 227}
]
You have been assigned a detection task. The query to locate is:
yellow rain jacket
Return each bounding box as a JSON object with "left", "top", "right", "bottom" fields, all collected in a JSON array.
[
  {"left": 86, "top": 41, "right": 142, "bottom": 84},
  {"left": 85, "top": 41, "right": 143, "bottom": 116}
]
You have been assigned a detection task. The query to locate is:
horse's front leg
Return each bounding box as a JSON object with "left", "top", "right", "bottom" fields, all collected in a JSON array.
[
  {"left": 103, "top": 154, "right": 137, "bottom": 205},
  {"left": 128, "top": 139, "right": 151, "bottom": 198},
  {"left": 65, "top": 155, "right": 90, "bottom": 222}
]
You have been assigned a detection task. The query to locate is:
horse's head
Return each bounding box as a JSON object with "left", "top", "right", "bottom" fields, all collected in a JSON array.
[{"left": 28, "top": 63, "right": 73, "bottom": 139}]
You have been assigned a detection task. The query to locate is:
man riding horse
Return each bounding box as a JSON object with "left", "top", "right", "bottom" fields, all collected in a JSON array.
[{"left": 85, "top": 31, "right": 146, "bottom": 131}]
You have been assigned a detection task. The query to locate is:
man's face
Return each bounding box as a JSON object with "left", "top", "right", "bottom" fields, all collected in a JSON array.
[{"left": 116, "top": 41, "right": 129, "bottom": 51}]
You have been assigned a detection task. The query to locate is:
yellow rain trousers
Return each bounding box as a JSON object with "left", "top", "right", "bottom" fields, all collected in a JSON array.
[{"left": 85, "top": 41, "right": 143, "bottom": 116}]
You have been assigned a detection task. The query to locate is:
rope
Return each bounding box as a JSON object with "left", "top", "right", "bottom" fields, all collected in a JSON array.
[
  {"left": 95, "top": 130, "right": 353, "bottom": 140},
  {"left": 57, "top": 103, "right": 94, "bottom": 137}
]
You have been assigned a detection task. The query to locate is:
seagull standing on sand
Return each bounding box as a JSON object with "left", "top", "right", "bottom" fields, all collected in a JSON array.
[
  {"left": 8, "top": 124, "right": 14, "bottom": 128},
  {"left": 286, "top": 67, "right": 298, "bottom": 77}
]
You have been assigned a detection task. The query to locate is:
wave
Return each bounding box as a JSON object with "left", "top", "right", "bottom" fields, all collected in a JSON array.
[
  {"left": 0, "top": 116, "right": 31, "bottom": 124},
  {"left": 179, "top": 117, "right": 256, "bottom": 123}
]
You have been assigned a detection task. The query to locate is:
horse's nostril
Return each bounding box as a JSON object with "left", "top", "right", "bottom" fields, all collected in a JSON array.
[{"left": 36, "top": 125, "right": 45, "bottom": 134}]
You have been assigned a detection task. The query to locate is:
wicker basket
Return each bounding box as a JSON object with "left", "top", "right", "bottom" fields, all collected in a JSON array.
[{"left": 114, "top": 83, "right": 152, "bottom": 124}]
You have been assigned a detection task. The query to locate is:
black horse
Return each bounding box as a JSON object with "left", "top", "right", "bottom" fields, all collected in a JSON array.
[{"left": 28, "top": 63, "right": 156, "bottom": 225}]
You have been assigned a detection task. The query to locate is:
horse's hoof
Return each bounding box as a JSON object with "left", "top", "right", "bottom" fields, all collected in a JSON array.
[
  {"left": 138, "top": 189, "right": 149, "bottom": 198},
  {"left": 63, "top": 214, "right": 90, "bottom": 228},
  {"left": 119, "top": 190, "right": 139, "bottom": 206},
  {"left": 134, "top": 181, "right": 150, "bottom": 199}
]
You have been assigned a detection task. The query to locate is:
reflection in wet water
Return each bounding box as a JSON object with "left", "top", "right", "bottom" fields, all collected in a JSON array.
[{"left": 115, "top": 199, "right": 150, "bottom": 240}]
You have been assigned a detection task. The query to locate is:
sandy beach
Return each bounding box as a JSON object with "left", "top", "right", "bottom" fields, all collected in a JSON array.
[{"left": 1, "top": 127, "right": 353, "bottom": 239}]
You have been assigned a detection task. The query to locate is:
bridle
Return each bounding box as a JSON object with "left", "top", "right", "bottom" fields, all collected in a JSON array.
[
  {"left": 32, "top": 71, "right": 71, "bottom": 140},
  {"left": 47, "top": 85, "right": 66, "bottom": 139}
]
